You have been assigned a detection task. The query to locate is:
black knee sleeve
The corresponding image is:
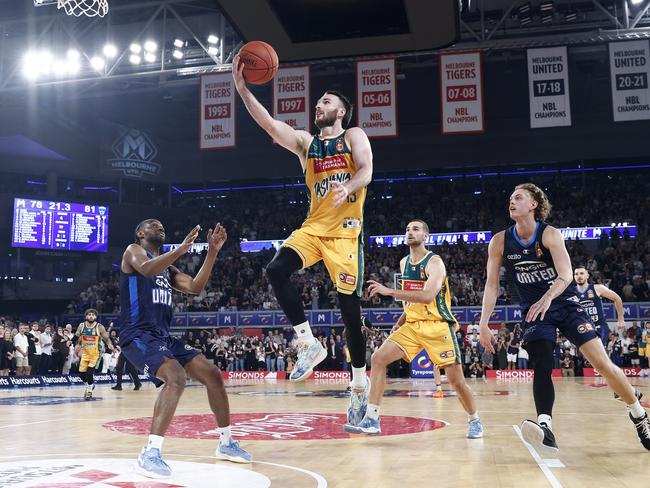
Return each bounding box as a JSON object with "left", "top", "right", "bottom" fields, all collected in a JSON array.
[
  {"left": 86, "top": 367, "right": 95, "bottom": 385},
  {"left": 265, "top": 247, "right": 306, "bottom": 326},
  {"left": 338, "top": 292, "right": 365, "bottom": 368},
  {"left": 527, "top": 340, "right": 555, "bottom": 417}
]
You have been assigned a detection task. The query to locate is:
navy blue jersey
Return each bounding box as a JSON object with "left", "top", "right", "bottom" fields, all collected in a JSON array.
[
  {"left": 503, "top": 222, "right": 575, "bottom": 310},
  {"left": 571, "top": 283, "right": 607, "bottom": 331},
  {"left": 119, "top": 251, "right": 174, "bottom": 342}
]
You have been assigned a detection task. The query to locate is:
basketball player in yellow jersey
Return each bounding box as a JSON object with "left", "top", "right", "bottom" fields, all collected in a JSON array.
[
  {"left": 74, "top": 308, "right": 113, "bottom": 400},
  {"left": 345, "top": 220, "right": 484, "bottom": 438},
  {"left": 233, "top": 55, "right": 373, "bottom": 426}
]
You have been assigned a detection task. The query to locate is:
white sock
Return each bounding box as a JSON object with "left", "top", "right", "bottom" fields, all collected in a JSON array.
[
  {"left": 351, "top": 366, "right": 367, "bottom": 389},
  {"left": 293, "top": 321, "right": 314, "bottom": 343},
  {"left": 218, "top": 426, "right": 232, "bottom": 445},
  {"left": 468, "top": 412, "right": 479, "bottom": 422},
  {"left": 436, "top": 383, "right": 442, "bottom": 391},
  {"left": 367, "top": 403, "right": 380, "bottom": 420},
  {"left": 628, "top": 400, "right": 646, "bottom": 419},
  {"left": 538, "top": 414, "right": 552, "bottom": 430},
  {"left": 147, "top": 434, "right": 164, "bottom": 451}
]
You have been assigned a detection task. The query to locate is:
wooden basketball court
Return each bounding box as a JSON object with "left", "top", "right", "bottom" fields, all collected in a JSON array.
[{"left": 0, "top": 376, "right": 648, "bottom": 487}]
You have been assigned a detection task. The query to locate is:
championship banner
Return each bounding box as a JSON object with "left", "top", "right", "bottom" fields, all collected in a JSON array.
[
  {"left": 199, "top": 73, "right": 236, "bottom": 149},
  {"left": 356, "top": 58, "right": 398, "bottom": 137},
  {"left": 527, "top": 46, "right": 571, "bottom": 128},
  {"left": 609, "top": 40, "right": 650, "bottom": 122},
  {"left": 273, "top": 66, "right": 310, "bottom": 132},
  {"left": 439, "top": 51, "right": 484, "bottom": 134}
]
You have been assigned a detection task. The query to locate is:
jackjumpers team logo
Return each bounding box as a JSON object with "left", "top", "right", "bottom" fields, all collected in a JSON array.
[
  {"left": 103, "top": 412, "right": 446, "bottom": 440},
  {"left": 107, "top": 128, "right": 161, "bottom": 178}
]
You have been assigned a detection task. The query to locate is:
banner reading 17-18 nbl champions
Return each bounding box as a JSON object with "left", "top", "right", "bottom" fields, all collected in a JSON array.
[{"left": 527, "top": 46, "right": 571, "bottom": 128}]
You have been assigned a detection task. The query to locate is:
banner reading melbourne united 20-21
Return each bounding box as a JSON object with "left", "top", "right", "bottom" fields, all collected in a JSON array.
[
  {"left": 273, "top": 66, "right": 311, "bottom": 132},
  {"left": 200, "top": 73, "right": 236, "bottom": 149},
  {"left": 356, "top": 58, "right": 397, "bottom": 137},
  {"left": 439, "top": 51, "right": 484, "bottom": 134},
  {"left": 527, "top": 46, "right": 571, "bottom": 128},
  {"left": 609, "top": 40, "right": 650, "bottom": 122}
]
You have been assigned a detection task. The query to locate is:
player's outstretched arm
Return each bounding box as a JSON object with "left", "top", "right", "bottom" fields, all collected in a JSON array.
[
  {"left": 479, "top": 231, "right": 504, "bottom": 353},
  {"left": 232, "top": 54, "right": 311, "bottom": 160},
  {"left": 170, "top": 224, "right": 227, "bottom": 295},
  {"left": 331, "top": 128, "right": 373, "bottom": 207},
  {"left": 122, "top": 225, "right": 201, "bottom": 277},
  {"left": 595, "top": 284, "right": 626, "bottom": 327}
]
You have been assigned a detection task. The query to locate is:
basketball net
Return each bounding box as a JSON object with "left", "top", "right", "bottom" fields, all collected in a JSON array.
[{"left": 58, "top": 0, "right": 108, "bottom": 17}]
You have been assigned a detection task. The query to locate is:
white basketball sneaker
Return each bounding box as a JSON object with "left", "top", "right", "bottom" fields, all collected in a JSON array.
[{"left": 289, "top": 339, "right": 327, "bottom": 381}]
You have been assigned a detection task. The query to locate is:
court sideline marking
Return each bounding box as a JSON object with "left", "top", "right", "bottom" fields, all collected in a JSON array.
[{"left": 513, "top": 425, "right": 564, "bottom": 488}]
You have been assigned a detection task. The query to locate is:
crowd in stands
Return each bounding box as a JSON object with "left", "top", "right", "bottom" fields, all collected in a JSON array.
[{"left": 67, "top": 171, "right": 650, "bottom": 315}]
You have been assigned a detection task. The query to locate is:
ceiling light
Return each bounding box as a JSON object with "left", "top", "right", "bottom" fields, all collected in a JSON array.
[
  {"left": 144, "top": 52, "right": 156, "bottom": 63},
  {"left": 172, "top": 49, "right": 184, "bottom": 59},
  {"left": 129, "top": 54, "right": 141, "bottom": 64},
  {"left": 173, "top": 39, "right": 184, "bottom": 48},
  {"left": 90, "top": 56, "right": 105, "bottom": 71},
  {"left": 130, "top": 43, "right": 141, "bottom": 54},
  {"left": 207, "top": 34, "right": 219, "bottom": 44},
  {"left": 144, "top": 40, "right": 157, "bottom": 52},
  {"left": 103, "top": 44, "right": 117, "bottom": 58}
]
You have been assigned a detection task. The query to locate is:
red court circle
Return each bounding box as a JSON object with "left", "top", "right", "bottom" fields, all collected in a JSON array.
[{"left": 104, "top": 412, "right": 446, "bottom": 441}]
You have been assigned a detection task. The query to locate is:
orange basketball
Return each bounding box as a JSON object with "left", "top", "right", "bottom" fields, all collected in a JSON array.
[{"left": 239, "top": 41, "right": 279, "bottom": 85}]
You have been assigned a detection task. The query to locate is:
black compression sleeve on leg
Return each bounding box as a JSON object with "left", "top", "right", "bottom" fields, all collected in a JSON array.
[
  {"left": 265, "top": 247, "right": 307, "bottom": 326},
  {"left": 86, "top": 367, "right": 95, "bottom": 385},
  {"left": 527, "top": 340, "right": 555, "bottom": 417},
  {"left": 338, "top": 292, "right": 366, "bottom": 368}
]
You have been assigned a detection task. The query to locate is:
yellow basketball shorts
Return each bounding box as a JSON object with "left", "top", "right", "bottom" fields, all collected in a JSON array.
[
  {"left": 79, "top": 352, "right": 99, "bottom": 372},
  {"left": 282, "top": 227, "right": 363, "bottom": 296},
  {"left": 388, "top": 320, "right": 461, "bottom": 368}
]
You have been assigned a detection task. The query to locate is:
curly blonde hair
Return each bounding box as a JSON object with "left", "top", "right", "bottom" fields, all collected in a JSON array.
[{"left": 515, "top": 183, "right": 552, "bottom": 221}]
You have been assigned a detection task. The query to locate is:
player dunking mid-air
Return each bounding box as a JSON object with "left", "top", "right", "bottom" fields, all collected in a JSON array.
[
  {"left": 345, "top": 220, "right": 483, "bottom": 438},
  {"left": 74, "top": 309, "right": 114, "bottom": 400},
  {"left": 479, "top": 183, "right": 650, "bottom": 455},
  {"left": 233, "top": 55, "right": 373, "bottom": 426},
  {"left": 120, "top": 219, "right": 251, "bottom": 479}
]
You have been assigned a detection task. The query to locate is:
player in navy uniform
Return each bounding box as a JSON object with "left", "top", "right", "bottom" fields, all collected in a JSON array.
[
  {"left": 120, "top": 219, "right": 251, "bottom": 479},
  {"left": 479, "top": 184, "right": 649, "bottom": 455},
  {"left": 572, "top": 267, "right": 625, "bottom": 346}
]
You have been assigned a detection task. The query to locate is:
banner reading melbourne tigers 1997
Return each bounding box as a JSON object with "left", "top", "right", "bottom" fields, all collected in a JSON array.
[
  {"left": 609, "top": 40, "right": 650, "bottom": 122},
  {"left": 356, "top": 58, "right": 397, "bottom": 137},
  {"left": 527, "top": 46, "right": 571, "bottom": 128},
  {"left": 439, "top": 51, "right": 484, "bottom": 134},
  {"left": 200, "top": 73, "right": 236, "bottom": 149},
  {"left": 273, "top": 66, "right": 310, "bottom": 132}
]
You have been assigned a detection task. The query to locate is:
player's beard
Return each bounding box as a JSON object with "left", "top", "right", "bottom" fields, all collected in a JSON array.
[
  {"left": 146, "top": 232, "right": 165, "bottom": 247},
  {"left": 315, "top": 111, "right": 337, "bottom": 129},
  {"left": 86, "top": 318, "right": 96, "bottom": 324}
]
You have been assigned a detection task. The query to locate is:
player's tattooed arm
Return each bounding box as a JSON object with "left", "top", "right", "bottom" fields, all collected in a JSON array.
[{"left": 232, "top": 54, "right": 311, "bottom": 165}]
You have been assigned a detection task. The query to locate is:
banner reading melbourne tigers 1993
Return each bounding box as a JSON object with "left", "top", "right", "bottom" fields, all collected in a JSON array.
[
  {"left": 609, "top": 40, "right": 650, "bottom": 122},
  {"left": 273, "top": 66, "right": 310, "bottom": 132},
  {"left": 439, "top": 51, "right": 484, "bottom": 134},
  {"left": 527, "top": 46, "right": 571, "bottom": 128},
  {"left": 199, "top": 73, "right": 236, "bottom": 149},
  {"left": 356, "top": 58, "right": 397, "bottom": 137}
]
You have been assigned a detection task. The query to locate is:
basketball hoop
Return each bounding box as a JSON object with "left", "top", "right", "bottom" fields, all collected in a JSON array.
[{"left": 58, "top": 0, "right": 108, "bottom": 17}]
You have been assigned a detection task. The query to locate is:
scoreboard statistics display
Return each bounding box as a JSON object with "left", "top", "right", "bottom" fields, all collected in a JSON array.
[{"left": 11, "top": 198, "right": 109, "bottom": 252}]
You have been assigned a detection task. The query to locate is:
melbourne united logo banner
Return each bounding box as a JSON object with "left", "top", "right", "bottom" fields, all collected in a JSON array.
[{"left": 107, "top": 128, "right": 161, "bottom": 178}]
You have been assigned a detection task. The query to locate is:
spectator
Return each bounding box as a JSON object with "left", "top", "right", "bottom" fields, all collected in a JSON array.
[{"left": 13, "top": 324, "right": 30, "bottom": 376}]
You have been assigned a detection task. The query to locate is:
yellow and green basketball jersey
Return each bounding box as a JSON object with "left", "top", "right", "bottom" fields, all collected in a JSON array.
[
  {"left": 80, "top": 322, "right": 101, "bottom": 354},
  {"left": 401, "top": 251, "right": 457, "bottom": 328},
  {"left": 302, "top": 131, "right": 366, "bottom": 238}
]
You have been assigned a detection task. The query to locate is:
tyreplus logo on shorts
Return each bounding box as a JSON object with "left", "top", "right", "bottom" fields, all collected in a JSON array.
[
  {"left": 104, "top": 412, "right": 446, "bottom": 440},
  {"left": 108, "top": 128, "right": 161, "bottom": 178}
]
